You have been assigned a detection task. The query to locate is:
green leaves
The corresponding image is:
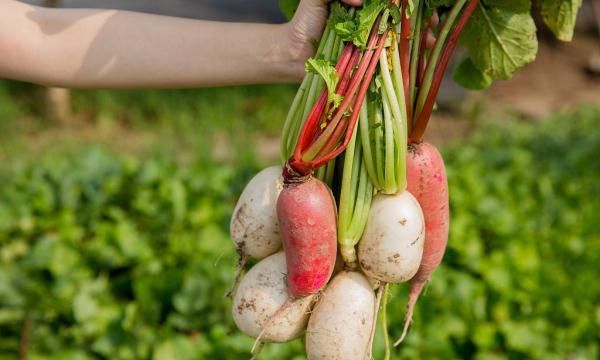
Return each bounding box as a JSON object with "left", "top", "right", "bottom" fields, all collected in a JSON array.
[
  {"left": 0, "top": 148, "right": 258, "bottom": 359},
  {"left": 460, "top": 4, "right": 537, "bottom": 80},
  {"left": 448, "top": 0, "right": 579, "bottom": 90},
  {"left": 539, "top": 0, "right": 582, "bottom": 41},
  {"left": 1, "top": 107, "right": 600, "bottom": 358},
  {"left": 306, "top": 58, "right": 344, "bottom": 110},
  {"left": 453, "top": 57, "right": 493, "bottom": 90},
  {"left": 334, "top": 0, "right": 388, "bottom": 48},
  {"left": 482, "top": 0, "right": 531, "bottom": 13}
]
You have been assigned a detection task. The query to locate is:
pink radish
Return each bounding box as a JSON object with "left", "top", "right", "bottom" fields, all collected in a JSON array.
[
  {"left": 396, "top": 141, "right": 449, "bottom": 344},
  {"left": 277, "top": 176, "right": 338, "bottom": 298}
]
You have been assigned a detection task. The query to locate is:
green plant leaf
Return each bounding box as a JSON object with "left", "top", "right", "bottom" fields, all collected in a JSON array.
[
  {"left": 453, "top": 57, "right": 493, "bottom": 90},
  {"left": 305, "top": 58, "right": 343, "bottom": 110},
  {"left": 388, "top": 4, "right": 402, "bottom": 24},
  {"left": 355, "top": 0, "right": 387, "bottom": 48},
  {"left": 539, "top": 0, "right": 582, "bottom": 41},
  {"left": 279, "top": 0, "right": 300, "bottom": 21},
  {"left": 153, "top": 336, "right": 198, "bottom": 360},
  {"left": 406, "top": 0, "right": 416, "bottom": 16},
  {"left": 483, "top": 0, "right": 531, "bottom": 13},
  {"left": 334, "top": 0, "right": 387, "bottom": 48},
  {"left": 460, "top": 4, "right": 538, "bottom": 80}
]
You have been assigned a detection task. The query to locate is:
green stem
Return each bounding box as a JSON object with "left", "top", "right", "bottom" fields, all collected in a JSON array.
[
  {"left": 315, "top": 162, "right": 327, "bottom": 182},
  {"left": 391, "top": 41, "right": 408, "bottom": 191},
  {"left": 408, "top": 0, "right": 424, "bottom": 123},
  {"left": 381, "top": 84, "right": 396, "bottom": 192},
  {"left": 414, "top": 0, "right": 467, "bottom": 120},
  {"left": 281, "top": 25, "right": 333, "bottom": 159},
  {"left": 379, "top": 49, "right": 403, "bottom": 136},
  {"left": 372, "top": 100, "right": 385, "bottom": 184},
  {"left": 347, "top": 161, "right": 372, "bottom": 238},
  {"left": 324, "top": 159, "right": 336, "bottom": 185},
  {"left": 338, "top": 125, "right": 360, "bottom": 266},
  {"left": 359, "top": 101, "right": 381, "bottom": 190},
  {"left": 391, "top": 36, "right": 408, "bottom": 129},
  {"left": 379, "top": 47, "right": 408, "bottom": 193},
  {"left": 382, "top": 283, "right": 391, "bottom": 360},
  {"left": 281, "top": 76, "right": 310, "bottom": 160},
  {"left": 284, "top": 26, "right": 337, "bottom": 158}
]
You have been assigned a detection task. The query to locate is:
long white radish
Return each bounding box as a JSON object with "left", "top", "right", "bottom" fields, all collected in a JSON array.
[
  {"left": 232, "top": 252, "right": 315, "bottom": 343},
  {"left": 230, "top": 166, "right": 284, "bottom": 259},
  {"left": 358, "top": 191, "right": 425, "bottom": 283},
  {"left": 306, "top": 271, "right": 375, "bottom": 360}
]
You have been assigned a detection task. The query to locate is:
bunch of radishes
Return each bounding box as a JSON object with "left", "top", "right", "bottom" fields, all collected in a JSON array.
[{"left": 228, "top": 0, "right": 580, "bottom": 357}]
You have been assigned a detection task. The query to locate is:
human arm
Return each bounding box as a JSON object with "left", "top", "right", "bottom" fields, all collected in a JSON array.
[{"left": 0, "top": 0, "right": 360, "bottom": 89}]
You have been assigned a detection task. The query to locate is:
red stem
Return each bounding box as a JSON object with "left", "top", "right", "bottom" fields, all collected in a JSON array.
[
  {"left": 313, "top": 48, "right": 377, "bottom": 158},
  {"left": 400, "top": 0, "right": 411, "bottom": 119},
  {"left": 294, "top": 16, "right": 383, "bottom": 165},
  {"left": 311, "top": 47, "right": 361, "bottom": 143},
  {"left": 416, "top": 24, "right": 430, "bottom": 88},
  {"left": 312, "top": 33, "right": 388, "bottom": 168},
  {"left": 295, "top": 93, "right": 328, "bottom": 157},
  {"left": 295, "top": 44, "right": 354, "bottom": 154},
  {"left": 410, "top": 0, "right": 479, "bottom": 142}
]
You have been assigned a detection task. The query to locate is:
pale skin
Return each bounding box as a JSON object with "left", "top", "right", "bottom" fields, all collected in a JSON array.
[{"left": 0, "top": 0, "right": 361, "bottom": 89}]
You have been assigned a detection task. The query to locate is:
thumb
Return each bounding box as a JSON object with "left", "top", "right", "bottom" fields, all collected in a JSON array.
[{"left": 292, "top": 0, "right": 363, "bottom": 26}]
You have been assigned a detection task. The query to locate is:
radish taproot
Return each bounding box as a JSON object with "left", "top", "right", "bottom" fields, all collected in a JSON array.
[
  {"left": 277, "top": 175, "right": 338, "bottom": 297},
  {"left": 358, "top": 191, "right": 425, "bottom": 283},
  {"left": 306, "top": 271, "right": 375, "bottom": 360},
  {"left": 395, "top": 141, "right": 449, "bottom": 344},
  {"left": 230, "top": 166, "right": 284, "bottom": 260},
  {"left": 232, "top": 252, "right": 315, "bottom": 343}
]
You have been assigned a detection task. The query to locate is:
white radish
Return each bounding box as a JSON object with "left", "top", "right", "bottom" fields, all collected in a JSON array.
[
  {"left": 230, "top": 166, "right": 284, "bottom": 259},
  {"left": 358, "top": 191, "right": 425, "bottom": 283},
  {"left": 232, "top": 252, "right": 315, "bottom": 343},
  {"left": 306, "top": 271, "right": 375, "bottom": 360}
]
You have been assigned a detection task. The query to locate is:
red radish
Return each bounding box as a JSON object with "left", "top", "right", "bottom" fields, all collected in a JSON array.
[
  {"left": 396, "top": 141, "right": 449, "bottom": 344},
  {"left": 277, "top": 176, "right": 338, "bottom": 298}
]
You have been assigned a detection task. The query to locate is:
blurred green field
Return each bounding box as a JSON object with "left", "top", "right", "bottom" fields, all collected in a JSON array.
[
  {"left": 0, "top": 79, "right": 599, "bottom": 360},
  {"left": 0, "top": 80, "right": 297, "bottom": 165}
]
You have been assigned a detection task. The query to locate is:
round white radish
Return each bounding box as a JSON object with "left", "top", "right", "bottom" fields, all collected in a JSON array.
[
  {"left": 232, "top": 252, "right": 315, "bottom": 342},
  {"left": 230, "top": 166, "right": 284, "bottom": 259},
  {"left": 306, "top": 271, "right": 375, "bottom": 360},
  {"left": 358, "top": 191, "right": 425, "bottom": 283}
]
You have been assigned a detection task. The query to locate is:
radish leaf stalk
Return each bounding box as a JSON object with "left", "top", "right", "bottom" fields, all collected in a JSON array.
[{"left": 338, "top": 125, "right": 373, "bottom": 267}]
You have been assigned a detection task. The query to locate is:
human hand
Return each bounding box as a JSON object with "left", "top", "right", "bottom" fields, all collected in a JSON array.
[{"left": 282, "top": 0, "right": 363, "bottom": 79}]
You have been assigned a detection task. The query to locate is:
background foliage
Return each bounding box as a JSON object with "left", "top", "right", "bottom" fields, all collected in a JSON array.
[{"left": 1, "top": 103, "right": 598, "bottom": 359}]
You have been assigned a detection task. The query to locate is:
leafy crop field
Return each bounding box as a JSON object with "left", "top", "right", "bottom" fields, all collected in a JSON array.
[{"left": 0, "top": 106, "right": 598, "bottom": 360}]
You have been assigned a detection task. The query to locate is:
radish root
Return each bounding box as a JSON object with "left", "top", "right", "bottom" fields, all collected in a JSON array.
[
  {"left": 394, "top": 281, "right": 426, "bottom": 346},
  {"left": 225, "top": 252, "right": 247, "bottom": 298}
]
